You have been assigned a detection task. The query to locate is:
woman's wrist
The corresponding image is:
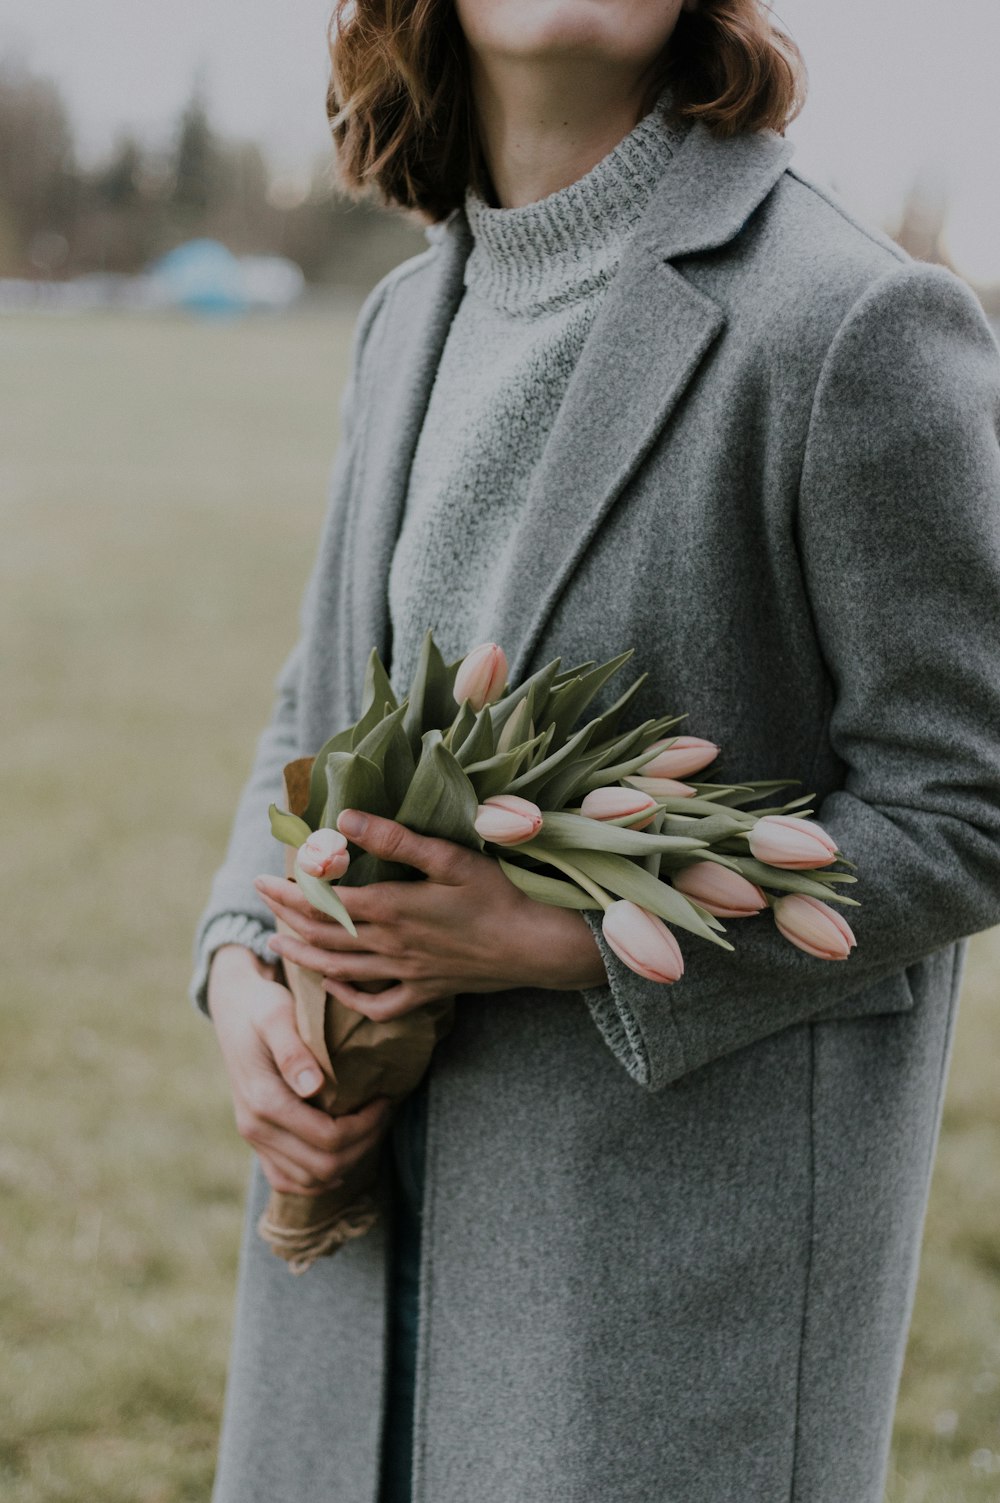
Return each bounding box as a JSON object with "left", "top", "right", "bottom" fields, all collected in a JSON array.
[
  {"left": 515, "top": 899, "right": 609, "bottom": 992},
  {"left": 207, "top": 943, "right": 279, "bottom": 1020}
]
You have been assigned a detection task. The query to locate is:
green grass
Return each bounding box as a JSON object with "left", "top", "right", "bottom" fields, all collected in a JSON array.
[{"left": 2, "top": 312, "right": 999, "bottom": 1501}]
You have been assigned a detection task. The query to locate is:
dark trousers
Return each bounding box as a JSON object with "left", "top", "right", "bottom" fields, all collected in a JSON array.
[{"left": 378, "top": 1078, "right": 428, "bottom": 1503}]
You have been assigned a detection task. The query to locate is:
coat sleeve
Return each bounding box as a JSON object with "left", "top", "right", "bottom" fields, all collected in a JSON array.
[
  {"left": 579, "top": 261, "right": 1000, "bottom": 1089},
  {"left": 188, "top": 282, "right": 389, "bottom": 1015}
]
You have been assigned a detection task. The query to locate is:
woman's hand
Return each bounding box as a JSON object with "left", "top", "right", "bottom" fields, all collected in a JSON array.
[
  {"left": 255, "top": 810, "right": 609, "bottom": 1023},
  {"left": 207, "top": 944, "right": 393, "bottom": 1194}
]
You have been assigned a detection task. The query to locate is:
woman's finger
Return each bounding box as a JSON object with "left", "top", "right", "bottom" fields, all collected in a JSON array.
[
  {"left": 253, "top": 1114, "right": 386, "bottom": 1186},
  {"left": 327, "top": 1094, "right": 394, "bottom": 1151},
  {"left": 247, "top": 1118, "right": 346, "bottom": 1184},
  {"left": 267, "top": 931, "right": 407, "bottom": 982},
  {"left": 255, "top": 1140, "right": 342, "bottom": 1193},
  {"left": 254, "top": 874, "right": 323, "bottom": 915},
  {"left": 256, "top": 1152, "right": 330, "bottom": 1198},
  {"left": 255, "top": 998, "right": 327, "bottom": 1099},
  {"left": 336, "top": 810, "right": 472, "bottom": 884},
  {"left": 255, "top": 871, "right": 431, "bottom": 938},
  {"left": 325, "top": 975, "right": 448, "bottom": 1022},
  {"left": 259, "top": 893, "right": 379, "bottom": 953},
  {"left": 240, "top": 1062, "right": 342, "bottom": 1154}
]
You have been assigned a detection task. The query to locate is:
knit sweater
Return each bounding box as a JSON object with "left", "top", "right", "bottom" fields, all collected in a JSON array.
[
  {"left": 387, "top": 95, "right": 689, "bottom": 695},
  {"left": 193, "top": 94, "right": 687, "bottom": 1009}
]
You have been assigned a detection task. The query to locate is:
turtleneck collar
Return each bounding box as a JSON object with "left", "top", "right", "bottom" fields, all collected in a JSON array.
[{"left": 461, "top": 87, "right": 690, "bottom": 317}]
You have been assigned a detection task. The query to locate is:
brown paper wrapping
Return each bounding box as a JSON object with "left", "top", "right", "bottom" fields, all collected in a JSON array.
[{"left": 256, "top": 757, "right": 454, "bottom": 1273}]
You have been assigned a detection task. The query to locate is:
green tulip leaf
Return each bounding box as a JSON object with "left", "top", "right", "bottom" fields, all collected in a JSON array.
[
  {"left": 526, "top": 722, "right": 557, "bottom": 767},
  {"left": 497, "top": 857, "right": 602, "bottom": 911},
  {"left": 723, "top": 855, "right": 861, "bottom": 906},
  {"left": 489, "top": 657, "right": 562, "bottom": 741},
  {"left": 538, "top": 810, "right": 707, "bottom": 858},
  {"left": 624, "top": 778, "right": 758, "bottom": 821},
  {"left": 454, "top": 704, "right": 496, "bottom": 767},
  {"left": 505, "top": 719, "right": 598, "bottom": 799},
  {"left": 548, "top": 658, "right": 596, "bottom": 685},
  {"left": 352, "top": 703, "right": 416, "bottom": 811},
  {"left": 463, "top": 729, "right": 548, "bottom": 801},
  {"left": 537, "top": 650, "right": 635, "bottom": 744},
  {"left": 394, "top": 731, "right": 481, "bottom": 849},
  {"left": 402, "top": 630, "right": 452, "bottom": 752},
  {"left": 573, "top": 719, "right": 694, "bottom": 796},
  {"left": 268, "top": 805, "right": 313, "bottom": 848},
  {"left": 695, "top": 780, "right": 803, "bottom": 809},
  {"left": 654, "top": 811, "right": 751, "bottom": 844},
  {"left": 442, "top": 650, "right": 465, "bottom": 706},
  {"left": 304, "top": 725, "right": 356, "bottom": 827},
  {"left": 496, "top": 695, "right": 534, "bottom": 755},
  {"left": 640, "top": 808, "right": 665, "bottom": 877},
  {"left": 292, "top": 861, "right": 358, "bottom": 936},
  {"left": 360, "top": 647, "right": 397, "bottom": 718},
  {"left": 353, "top": 701, "right": 407, "bottom": 767},
  {"left": 577, "top": 672, "right": 652, "bottom": 746},
  {"left": 447, "top": 699, "right": 477, "bottom": 752},
  {"left": 541, "top": 846, "right": 733, "bottom": 949},
  {"left": 321, "top": 751, "right": 392, "bottom": 831}
]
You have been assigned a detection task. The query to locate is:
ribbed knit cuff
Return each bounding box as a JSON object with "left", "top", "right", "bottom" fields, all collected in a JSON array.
[
  {"left": 577, "top": 909, "right": 654, "bottom": 1086},
  {"left": 189, "top": 914, "right": 278, "bottom": 1018}
]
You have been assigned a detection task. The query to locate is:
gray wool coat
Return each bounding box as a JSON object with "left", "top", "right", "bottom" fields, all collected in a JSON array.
[{"left": 196, "top": 121, "right": 1000, "bottom": 1503}]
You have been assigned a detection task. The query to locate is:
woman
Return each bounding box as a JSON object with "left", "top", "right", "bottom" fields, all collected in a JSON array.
[{"left": 194, "top": 2, "right": 1000, "bottom": 1500}]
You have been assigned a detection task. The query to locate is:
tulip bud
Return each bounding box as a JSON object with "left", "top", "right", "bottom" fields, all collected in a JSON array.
[
  {"left": 640, "top": 735, "right": 719, "bottom": 780},
  {"left": 773, "top": 894, "right": 857, "bottom": 961},
  {"left": 748, "top": 814, "right": 838, "bottom": 869},
  {"left": 297, "top": 828, "right": 350, "bottom": 881},
  {"left": 454, "top": 642, "right": 508, "bottom": 711},
  {"left": 672, "top": 862, "right": 766, "bottom": 918},
  {"left": 580, "top": 787, "right": 659, "bottom": 828},
  {"left": 474, "top": 793, "right": 543, "bottom": 846},
  {"left": 601, "top": 900, "right": 684, "bottom": 983}
]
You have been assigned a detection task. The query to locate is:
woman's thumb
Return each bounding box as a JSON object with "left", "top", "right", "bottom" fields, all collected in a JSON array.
[{"left": 264, "top": 1012, "right": 325, "bottom": 1098}]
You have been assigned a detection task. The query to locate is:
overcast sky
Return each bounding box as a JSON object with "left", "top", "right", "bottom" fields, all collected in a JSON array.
[{"left": 2, "top": 0, "right": 998, "bottom": 280}]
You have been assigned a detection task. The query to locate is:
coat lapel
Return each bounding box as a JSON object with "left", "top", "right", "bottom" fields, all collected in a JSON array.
[
  {"left": 486, "top": 121, "right": 795, "bottom": 682},
  {"left": 485, "top": 249, "right": 725, "bottom": 682},
  {"left": 345, "top": 216, "right": 472, "bottom": 698},
  {"left": 345, "top": 119, "right": 794, "bottom": 695}
]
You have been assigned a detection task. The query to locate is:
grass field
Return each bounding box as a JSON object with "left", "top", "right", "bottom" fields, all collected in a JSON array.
[{"left": 2, "top": 310, "right": 999, "bottom": 1502}]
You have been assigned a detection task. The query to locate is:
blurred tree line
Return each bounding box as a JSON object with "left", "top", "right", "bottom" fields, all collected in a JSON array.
[
  {"left": 1, "top": 56, "right": 996, "bottom": 310},
  {"left": 0, "top": 59, "right": 424, "bottom": 289}
]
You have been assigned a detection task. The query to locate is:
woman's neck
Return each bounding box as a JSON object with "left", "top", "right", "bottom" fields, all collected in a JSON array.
[{"left": 468, "top": 55, "right": 659, "bottom": 209}]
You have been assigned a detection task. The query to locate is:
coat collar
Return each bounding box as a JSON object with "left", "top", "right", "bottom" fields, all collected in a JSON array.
[{"left": 346, "top": 121, "right": 794, "bottom": 696}]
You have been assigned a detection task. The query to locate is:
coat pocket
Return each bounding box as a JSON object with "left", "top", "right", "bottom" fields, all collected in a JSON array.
[{"left": 809, "top": 968, "right": 916, "bottom": 1024}]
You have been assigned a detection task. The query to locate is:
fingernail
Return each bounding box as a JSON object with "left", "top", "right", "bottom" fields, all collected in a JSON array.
[
  {"left": 265, "top": 936, "right": 284, "bottom": 954},
  {"left": 337, "top": 809, "right": 366, "bottom": 839},
  {"left": 295, "top": 1068, "right": 322, "bottom": 1095}
]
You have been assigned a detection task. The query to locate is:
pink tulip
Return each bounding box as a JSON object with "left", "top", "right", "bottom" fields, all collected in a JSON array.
[
  {"left": 773, "top": 894, "right": 857, "bottom": 961},
  {"left": 580, "top": 787, "right": 659, "bottom": 828},
  {"left": 297, "top": 828, "right": 350, "bottom": 880},
  {"left": 640, "top": 735, "right": 719, "bottom": 780},
  {"left": 672, "top": 862, "right": 766, "bottom": 918},
  {"left": 454, "top": 642, "right": 508, "bottom": 710},
  {"left": 474, "top": 794, "right": 543, "bottom": 846},
  {"left": 748, "top": 814, "right": 838, "bottom": 869},
  {"left": 601, "top": 900, "right": 684, "bottom": 983}
]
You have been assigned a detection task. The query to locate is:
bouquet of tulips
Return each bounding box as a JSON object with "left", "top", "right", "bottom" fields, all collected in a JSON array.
[{"left": 260, "top": 632, "right": 858, "bottom": 1271}]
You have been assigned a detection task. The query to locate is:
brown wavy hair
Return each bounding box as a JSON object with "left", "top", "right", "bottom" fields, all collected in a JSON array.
[{"left": 327, "top": 1, "right": 806, "bottom": 222}]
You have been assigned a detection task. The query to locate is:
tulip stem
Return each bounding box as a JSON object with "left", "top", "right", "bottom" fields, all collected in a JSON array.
[{"left": 527, "top": 846, "right": 613, "bottom": 911}]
